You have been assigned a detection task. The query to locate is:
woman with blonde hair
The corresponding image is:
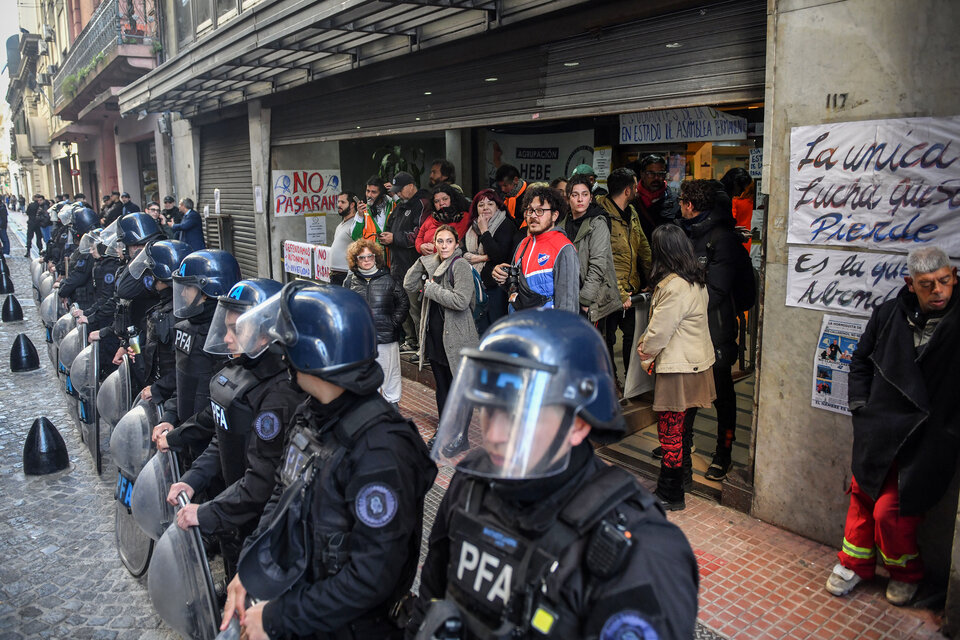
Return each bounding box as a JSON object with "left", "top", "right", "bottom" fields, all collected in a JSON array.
[
  {"left": 638, "top": 224, "right": 717, "bottom": 511},
  {"left": 404, "top": 224, "right": 478, "bottom": 455},
  {"left": 343, "top": 238, "right": 408, "bottom": 408}
]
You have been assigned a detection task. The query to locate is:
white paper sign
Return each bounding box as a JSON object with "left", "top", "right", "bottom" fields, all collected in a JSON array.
[
  {"left": 214, "top": 188, "right": 221, "bottom": 215},
  {"left": 811, "top": 315, "right": 868, "bottom": 415},
  {"left": 254, "top": 185, "right": 264, "bottom": 213},
  {"left": 273, "top": 170, "right": 341, "bottom": 217},
  {"left": 314, "top": 245, "right": 331, "bottom": 282},
  {"left": 593, "top": 146, "right": 613, "bottom": 182},
  {"left": 619, "top": 107, "right": 748, "bottom": 144},
  {"left": 749, "top": 148, "right": 763, "bottom": 179},
  {"left": 305, "top": 215, "right": 327, "bottom": 245},
  {"left": 788, "top": 115, "right": 960, "bottom": 255},
  {"left": 283, "top": 241, "right": 313, "bottom": 277},
  {"left": 483, "top": 129, "right": 594, "bottom": 185}
]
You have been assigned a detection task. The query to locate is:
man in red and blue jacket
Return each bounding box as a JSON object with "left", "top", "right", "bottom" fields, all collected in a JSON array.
[{"left": 493, "top": 185, "right": 579, "bottom": 313}]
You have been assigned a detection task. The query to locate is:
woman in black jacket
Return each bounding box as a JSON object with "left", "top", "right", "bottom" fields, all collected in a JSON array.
[
  {"left": 343, "top": 238, "right": 409, "bottom": 408},
  {"left": 461, "top": 189, "right": 518, "bottom": 326}
]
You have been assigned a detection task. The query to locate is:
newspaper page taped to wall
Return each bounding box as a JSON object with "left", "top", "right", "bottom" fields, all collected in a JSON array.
[{"left": 811, "top": 314, "right": 868, "bottom": 415}]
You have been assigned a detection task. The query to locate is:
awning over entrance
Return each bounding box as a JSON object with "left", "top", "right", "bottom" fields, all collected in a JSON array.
[{"left": 118, "top": 0, "right": 594, "bottom": 117}]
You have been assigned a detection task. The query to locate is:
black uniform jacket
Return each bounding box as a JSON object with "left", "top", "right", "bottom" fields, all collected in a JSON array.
[
  {"left": 254, "top": 391, "right": 436, "bottom": 638},
  {"left": 848, "top": 286, "right": 960, "bottom": 515},
  {"left": 412, "top": 447, "right": 699, "bottom": 640}
]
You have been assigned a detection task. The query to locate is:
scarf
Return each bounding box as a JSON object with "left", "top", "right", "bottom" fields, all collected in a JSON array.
[
  {"left": 466, "top": 209, "right": 507, "bottom": 256},
  {"left": 636, "top": 183, "right": 666, "bottom": 210},
  {"left": 358, "top": 265, "right": 378, "bottom": 277},
  {"left": 433, "top": 206, "right": 464, "bottom": 224}
]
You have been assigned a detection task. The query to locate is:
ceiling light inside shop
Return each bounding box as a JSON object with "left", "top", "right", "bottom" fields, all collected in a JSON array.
[
  {"left": 665, "top": 42, "right": 682, "bottom": 48},
  {"left": 416, "top": 117, "right": 421, "bottom": 121},
  {"left": 563, "top": 62, "right": 580, "bottom": 67},
  {"left": 485, "top": 77, "right": 498, "bottom": 82},
  {"left": 424, "top": 91, "right": 432, "bottom": 95}
]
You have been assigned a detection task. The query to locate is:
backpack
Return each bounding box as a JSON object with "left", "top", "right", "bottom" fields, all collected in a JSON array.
[
  {"left": 449, "top": 256, "right": 489, "bottom": 333},
  {"left": 706, "top": 226, "right": 756, "bottom": 312}
]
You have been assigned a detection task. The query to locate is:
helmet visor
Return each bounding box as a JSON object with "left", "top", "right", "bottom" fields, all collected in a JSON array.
[
  {"left": 203, "top": 302, "right": 247, "bottom": 356},
  {"left": 432, "top": 352, "right": 590, "bottom": 480},
  {"left": 58, "top": 206, "right": 73, "bottom": 226},
  {"left": 101, "top": 219, "right": 119, "bottom": 247},
  {"left": 128, "top": 245, "right": 155, "bottom": 280},
  {"left": 172, "top": 280, "right": 205, "bottom": 318},
  {"left": 233, "top": 292, "right": 282, "bottom": 358},
  {"left": 79, "top": 232, "right": 99, "bottom": 255}
]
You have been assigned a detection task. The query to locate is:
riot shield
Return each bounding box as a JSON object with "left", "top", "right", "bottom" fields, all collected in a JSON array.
[
  {"left": 115, "top": 494, "right": 153, "bottom": 577},
  {"left": 110, "top": 399, "right": 159, "bottom": 479},
  {"left": 623, "top": 296, "right": 656, "bottom": 400},
  {"left": 98, "top": 355, "right": 134, "bottom": 431},
  {"left": 38, "top": 271, "right": 54, "bottom": 303},
  {"left": 147, "top": 493, "right": 220, "bottom": 640},
  {"left": 59, "top": 326, "right": 84, "bottom": 391},
  {"left": 31, "top": 258, "right": 43, "bottom": 287},
  {"left": 40, "top": 291, "right": 60, "bottom": 329},
  {"left": 50, "top": 312, "right": 75, "bottom": 369},
  {"left": 131, "top": 449, "right": 180, "bottom": 541},
  {"left": 72, "top": 342, "right": 103, "bottom": 474}
]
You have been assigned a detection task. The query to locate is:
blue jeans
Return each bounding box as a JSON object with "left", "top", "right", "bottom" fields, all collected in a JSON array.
[{"left": 41, "top": 225, "right": 52, "bottom": 243}]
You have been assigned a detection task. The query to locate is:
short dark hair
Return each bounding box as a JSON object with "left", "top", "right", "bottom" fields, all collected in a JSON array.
[
  {"left": 111, "top": 190, "right": 121, "bottom": 196},
  {"left": 431, "top": 159, "right": 456, "bottom": 183},
  {"left": 340, "top": 191, "right": 359, "bottom": 209},
  {"left": 522, "top": 185, "right": 568, "bottom": 223},
  {"left": 678, "top": 180, "right": 715, "bottom": 214},
  {"left": 364, "top": 175, "right": 386, "bottom": 196},
  {"left": 549, "top": 177, "right": 567, "bottom": 189},
  {"left": 163, "top": 195, "right": 176, "bottom": 203},
  {"left": 180, "top": 197, "right": 195, "bottom": 209},
  {"left": 607, "top": 168, "right": 637, "bottom": 197},
  {"left": 639, "top": 154, "right": 667, "bottom": 171},
  {"left": 74, "top": 193, "right": 84, "bottom": 200},
  {"left": 494, "top": 164, "right": 520, "bottom": 183},
  {"left": 565, "top": 174, "right": 593, "bottom": 198},
  {"left": 720, "top": 167, "right": 753, "bottom": 199},
  {"left": 649, "top": 224, "right": 706, "bottom": 287}
]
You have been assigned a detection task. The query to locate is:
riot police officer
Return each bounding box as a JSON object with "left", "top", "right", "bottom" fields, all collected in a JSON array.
[
  {"left": 76, "top": 230, "right": 124, "bottom": 331},
  {"left": 163, "top": 278, "right": 305, "bottom": 577},
  {"left": 126, "top": 239, "right": 193, "bottom": 404},
  {"left": 152, "top": 249, "right": 241, "bottom": 462},
  {"left": 56, "top": 207, "right": 100, "bottom": 309},
  {"left": 409, "top": 309, "right": 699, "bottom": 640},
  {"left": 221, "top": 282, "right": 437, "bottom": 640}
]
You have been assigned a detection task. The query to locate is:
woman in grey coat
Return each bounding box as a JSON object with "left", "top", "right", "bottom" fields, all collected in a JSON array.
[{"left": 404, "top": 224, "right": 478, "bottom": 456}]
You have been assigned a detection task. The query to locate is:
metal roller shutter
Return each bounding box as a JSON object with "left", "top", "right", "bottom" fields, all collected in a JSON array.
[
  {"left": 270, "top": 0, "right": 765, "bottom": 144},
  {"left": 198, "top": 118, "right": 258, "bottom": 277}
]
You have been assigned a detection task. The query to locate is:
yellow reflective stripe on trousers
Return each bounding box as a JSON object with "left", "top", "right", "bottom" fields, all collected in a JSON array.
[
  {"left": 841, "top": 538, "right": 875, "bottom": 559},
  {"left": 878, "top": 548, "right": 919, "bottom": 567}
]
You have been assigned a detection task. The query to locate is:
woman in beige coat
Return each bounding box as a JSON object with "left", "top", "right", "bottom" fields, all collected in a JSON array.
[
  {"left": 404, "top": 224, "right": 478, "bottom": 456},
  {"left": 638, "top": 224, "right": 716, "bottom": 511}
]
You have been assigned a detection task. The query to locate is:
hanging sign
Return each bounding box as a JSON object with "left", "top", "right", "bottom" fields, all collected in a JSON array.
[
  {"left": 619, "top": 107, "right": 748, "bottom": 144},
  {"left": 305, "top": 216, "right": 327, "bottom": 244},
  {"left": 272, "top": 170, "right": 341, "bottom": 217},
  {"left": 314, "top": 246, "right": 331, "bottom": 283},
  {"left": 283, "top": 241, "right": 313, "bottom": 277},
  {"left": 787, "top": 115, "right": 960, "bottom": 255}
]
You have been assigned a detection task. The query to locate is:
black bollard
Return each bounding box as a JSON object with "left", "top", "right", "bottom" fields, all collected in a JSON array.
[
  {"left": 2, "top": 295, "right": 23, "bottom": 322},
  {"left": 23, "top": 417, "right": 69, "bottom": 475},
  {"left": 10, "top": 333, "right": 40, "bottom": 371},
  {"left": 0, "top": 272, "right": 13, "bottom": 294}
]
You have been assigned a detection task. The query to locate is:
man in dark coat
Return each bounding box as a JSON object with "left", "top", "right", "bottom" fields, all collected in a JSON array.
[
  {"left": 825, "top": 246, "right": 960, "bottom": 606},
  {"left": 25, "top": 194, "right": 45, "bottom": 256}
]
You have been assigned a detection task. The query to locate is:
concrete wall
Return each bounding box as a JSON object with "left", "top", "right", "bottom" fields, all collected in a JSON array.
[
  {"left": 170, "top": 116, "right": 198, "bottom": 206},
  {"left": 753, "top": 0, "right": 960, "bottom": 558}
]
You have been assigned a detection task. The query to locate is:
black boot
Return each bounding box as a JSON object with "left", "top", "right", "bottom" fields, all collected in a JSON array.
[
  {"left": 682, "top": 430, "right": 693, "bottom": 493},
  {"left": 705, "top": 448, "right": 732, "bottom": 482},
  {"left": 655, "top": 465, "right": 685, "bottom": 511}
]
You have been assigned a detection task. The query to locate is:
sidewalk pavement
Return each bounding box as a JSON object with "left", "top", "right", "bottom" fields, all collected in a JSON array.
[{"left": 399, "top": 378, "right": 948, "bottom": 640}]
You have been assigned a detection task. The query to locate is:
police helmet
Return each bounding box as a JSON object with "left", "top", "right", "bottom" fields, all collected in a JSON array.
[
  {"left": 118, "top": 212, "right": 164, "bottom": 246},
  {"left": 205, "top": 278, "right": 283, "bottom": 356},
  {"left": 57, "top": 202, "right": 76, "bottom": 226},
  {"left": 128, "top": 239, "right": 192, "bottom": 283},
  {"left": 72, "top": 207, "right": 99, "bottom": 235},
  {"left": 432, "top": 309, "right": 624, "bottom": 480},
  {"left": 172, "top": 250, "right": 241, "bottom": 318},
  {"left": 78, "top": 231, "right": 100, "bottom": 255},
  {"left": 238, "top": 281, "right": 377, "bottom": 378}
]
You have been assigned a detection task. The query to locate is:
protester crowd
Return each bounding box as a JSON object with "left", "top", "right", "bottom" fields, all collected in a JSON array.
[{"left": 30, "top": 146, "right": 955, "bottom": 638}]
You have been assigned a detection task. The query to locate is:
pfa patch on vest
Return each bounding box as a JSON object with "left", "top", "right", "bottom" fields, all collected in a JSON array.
[
  {"left": 143, "top": 275, "right": 155, "bottom": 289},
  {"left": 174, "top": 329, "right": 193, "bottom": 354},
  {"left": 254, "top": 411, "right": 281, "bottom": 441},
  {"left": 355, "top": 483, "right": 398, "bottom": 528},
  {"left": 600, "top": 610, "right": 658, "bottom": 640}
]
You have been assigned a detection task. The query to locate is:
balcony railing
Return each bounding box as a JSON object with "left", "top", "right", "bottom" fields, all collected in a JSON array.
[{"left": 52, "top": 0, "right": 157, "bottom": 107}]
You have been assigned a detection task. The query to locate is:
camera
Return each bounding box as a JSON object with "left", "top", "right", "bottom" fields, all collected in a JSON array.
[{"left": 505, "top": 265, "right": 521, "bottom": 292}]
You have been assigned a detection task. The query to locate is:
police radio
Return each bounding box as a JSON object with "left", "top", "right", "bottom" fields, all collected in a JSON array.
[{"left": 585, "top": 520, "right": 633, "bottom": 579}]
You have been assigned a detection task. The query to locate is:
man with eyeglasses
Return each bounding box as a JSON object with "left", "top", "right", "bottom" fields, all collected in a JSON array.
[
  {"left": 632, "top": 154, "right": 680, "bottom": 240},
  {"left": 492, "top": 185, "right": 579, "bottom": 313}
]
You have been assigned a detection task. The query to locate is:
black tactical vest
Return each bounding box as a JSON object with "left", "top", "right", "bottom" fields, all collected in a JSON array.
[
  {"left": 174, "top": 319, "right": 220, "bottom": 422},
  {"left": 208, "top": 356, "right": 288, "bottom": 486}
]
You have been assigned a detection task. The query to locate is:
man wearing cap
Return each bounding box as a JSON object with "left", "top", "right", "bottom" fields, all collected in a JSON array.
[
  {"left": 161, "top": 195, "right": 181, "bottom": 224},
  {"left": 120, "top": 192, "right": 141, "bottom": 216},
  {"left": 571, "top": 163, "right": 609, "bottom": 197},
  {"left": 380, "top": 171, "right": 431, "bottom": 350}
]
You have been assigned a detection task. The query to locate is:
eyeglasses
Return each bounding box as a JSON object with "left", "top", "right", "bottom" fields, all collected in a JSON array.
[
  {"left": 357, "top": 254, "right": 376, "bottom": 261},
  {"left": 523, "top": 207, "right": 553, "bottom": 218},
  {"left": 644, "top": 171, "right": 668, "bottom": 178}
]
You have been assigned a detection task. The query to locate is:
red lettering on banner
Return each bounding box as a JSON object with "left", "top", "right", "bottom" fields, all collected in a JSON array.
[
  {"left": 308, "top": 173, "right": 324, "bottom": 192},
  {"left": 293, "top": 172, "right": 308, "bottom": 193}
]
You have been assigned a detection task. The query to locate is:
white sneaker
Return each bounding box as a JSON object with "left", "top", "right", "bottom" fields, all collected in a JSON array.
[
  {"left": 825, "top": 563, "right": 862, "bottom": 596},
  {"left": 886, "top": 579, "right": 919, "bottom": 606}
]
